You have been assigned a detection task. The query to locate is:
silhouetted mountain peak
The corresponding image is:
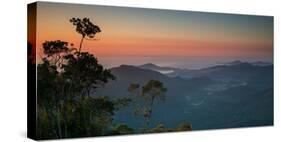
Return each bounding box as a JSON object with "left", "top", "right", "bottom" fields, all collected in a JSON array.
[
  {"left": 112, "top": 64, "right": 151, "bottom": 73},
  {"left": 110, "top": 64, "right": 168, "bottom": 80},
  {"left": 139, "top": 63, "right": 158, "bottom": 68},
  {"left": 118, "top": 64, "right": 135, "bottom": 69},
  {"left": 229, "top": 60, "right": 243, "bottom": 65},
  {"left": 138, "top": 63, "right": 177, "bottom": 71}
]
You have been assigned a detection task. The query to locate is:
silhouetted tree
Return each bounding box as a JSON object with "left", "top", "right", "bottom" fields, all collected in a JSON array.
[
  {"left": 69, "top": 18, "right": 101, "bottom": 53},
  {"left": 62, "top": 51, "right": 115, "bottom": 98},
  {"left": 36, "top": 18, "right": 132, "bottom": 139}
]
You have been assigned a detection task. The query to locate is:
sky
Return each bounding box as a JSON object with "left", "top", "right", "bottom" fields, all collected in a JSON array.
[{"left": 34, "top": 2, "right": 273, "bottom": 69}]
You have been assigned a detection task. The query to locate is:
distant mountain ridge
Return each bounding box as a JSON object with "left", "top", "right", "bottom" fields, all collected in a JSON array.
[
  {"left": 134, "top": 61, "right": 273, "bottom": 83},
  {"left": 220, "top": 60, "right": 272, "bottom": 66},
  {"left": 137, "top": 61, "right": 272, "bottom": 74},
  {"left": 251, "top": 61, "right": 273, "bottom": 66},
  {"left": 109, "top": 64, "right": 213, "bottom": 90},
  {"left": 98, "top": 64, "right": 215, "bottom": 99},
  {"left": 106, "top": 61, "right": 273, "bottom": 99}
]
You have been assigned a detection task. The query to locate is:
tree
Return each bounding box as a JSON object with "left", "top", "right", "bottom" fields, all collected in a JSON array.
[
  {"left": 175, "top": 122, "right": 192, "bottom": 131},
  {"left": 148, "top": 123, "right": 167, "bottom": 133},
  {"left": 36, "top": 18, "right": 132, "bottom": 139},
  {"left": 69, "top": 18, "right": 101, "bottom": 53},
  {"left": 37, "top": 41, "right": 70, "bottom": 138},
  {"left": 41, "top": 40, "right": 75, "bottom": 71},
  {"left": 110, "top": 124, "right": 134, "bottom": 135},
  {"left": 128, "top": 80, "right": 167, "bottom": 132},
  {"left": 148, "top": 122, "right": 192, "bottom": 133},
  {"left": 37, "top": 39, "right": 132, "bottom": 138},
  {"left": 62, "top": 51, "right": 115, "bottom": 98},
  {"left": 127, "top": 80, "right": 192, "bottom": 133}
]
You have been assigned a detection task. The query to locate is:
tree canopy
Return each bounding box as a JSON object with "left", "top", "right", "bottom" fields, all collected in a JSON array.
[{"left": 70, "top": 17, "right": 101, "bottom": 53}]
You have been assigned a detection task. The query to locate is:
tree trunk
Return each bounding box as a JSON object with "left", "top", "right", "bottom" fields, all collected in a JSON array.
[
  {"left": 78, "top": 36, "right": 84, "bottom": 54},
  {"left": 64, "top": 120, "right": 68, "bottom": 138},
  {"left": 57, "top": 107, "right": 62, "bottom": 138},
  {"left": 143, "top": 96, "right": 155, "bottom": 132}
]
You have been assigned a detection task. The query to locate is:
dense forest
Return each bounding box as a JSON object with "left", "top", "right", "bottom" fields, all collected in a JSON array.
[{"left": 33, "top": 17, "right": 191, "bottom": 139}]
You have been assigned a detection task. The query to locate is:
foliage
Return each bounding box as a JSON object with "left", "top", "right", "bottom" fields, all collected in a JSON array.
[
  {"left": 128, "top": 80, "right": 167, "bottom": 132},
  {"left": 109, "top": 124, "right": 134, "bottom": 135},
  {"left": 69, "top": 17, "right": 101, "bottom": 53},
  {"left": 149, "top": 124, "right": 167, "bottom": 133},
  {"left": 175, "top": 122, "right": 192, "bottom": 131},
  {"left": 148, "top": 123, "right": 192, "bottom": 133},
  {"left": 70, "top": 17, "right": 101, "bottom": 39}
]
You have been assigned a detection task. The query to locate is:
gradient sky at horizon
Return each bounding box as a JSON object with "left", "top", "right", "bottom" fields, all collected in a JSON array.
[{"left": 35, "top": 2, "right": 273, "bottom": 69}]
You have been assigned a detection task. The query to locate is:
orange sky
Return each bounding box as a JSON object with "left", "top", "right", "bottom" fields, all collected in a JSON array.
[{"left": 32, "top": 2, "right": 273, "bottom": 67}]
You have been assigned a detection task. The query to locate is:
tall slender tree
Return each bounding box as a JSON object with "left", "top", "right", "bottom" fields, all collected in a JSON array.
[
  {"left": 128, "top": 80, "right": 167, "bottom": 132},
  {"left": 69, "top": 18, "right": 101, "bottom": 54}
]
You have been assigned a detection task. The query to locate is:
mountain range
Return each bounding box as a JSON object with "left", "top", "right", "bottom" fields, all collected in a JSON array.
[{"left": 95, "top": 61, "right": 273, "bottom": 130}]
